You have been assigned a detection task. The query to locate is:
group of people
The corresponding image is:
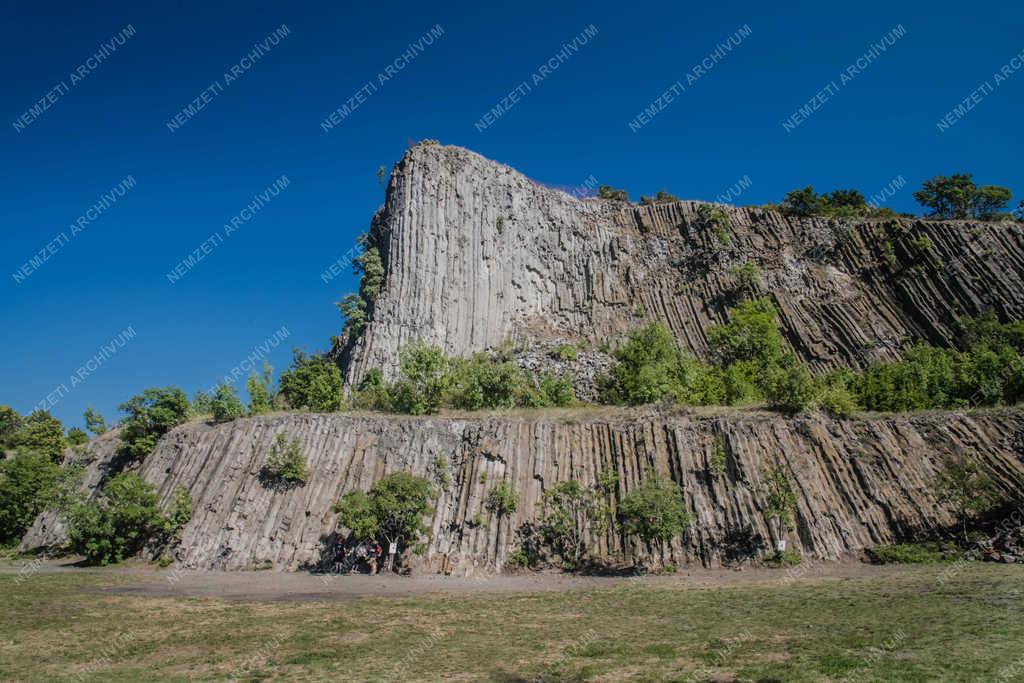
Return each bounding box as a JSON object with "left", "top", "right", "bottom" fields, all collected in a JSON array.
[{"left": 331, "top": 538, "right": 384, "bottom": 575}]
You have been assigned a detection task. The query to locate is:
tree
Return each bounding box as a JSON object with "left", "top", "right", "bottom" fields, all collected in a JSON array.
[
  {"left": 333, "top": 472, "right": 434, "bottom": 571},
  {"left": 640, "top": 190, "right": 680, "bottom": 205},
  {"left": 279, "top": 350, "right": 343, "bottom": 412},
  {"left": 246, "top": 362, "right": 275, "bottom": 415},
  {"left": 66, "top": 472, "right": 166, "bottom": 565},
  {"left": 485, "top": 482, "right": 519, "bottom": 517},
  {"left": 602, "top": 323, "right": 687, "bottom": 405},
  {"left": 260, "top": 433, "right": 310, "bottom": 487},
  {"left": 707, "top": 297, "right": 786, "bottom": 368},
  {"left": 763, "top": 356, "right": 818, "bottom": 413},
  {"left": 779, "top": 186, "right": 825, "bottom": 217},
  {"left": 12, "top": 410, "right": 67, "bottom": 462},
  {"left": 377, "top": 165, "right": 387, "bottom": 185},
  {"left": 762, "top": 461, "right": 798, "bottom": 550},
  {"left": 66, "top": 427, "right": 89, "bottom": 447},
  {"left": 387, "top": 340, "right": 449, "bottom": 415},
  {"left": 191, "top": 390, "right": 213, "bottom": 416},
  {"left": 0, "top": 451, "right": 61, "bottom": 544},
  {"left": 618, "top": 471, "right": 690, "bottom": 562},
  {"left": 83, "top": 406, "right": 107, "bottom": 435},
  {"left": 0, "top": 406, "right": 23, "bottom": 449},
  {"left": 933, "top": 453, "right": 1001, "bottom": 544},
  {"left": 118, "top": 387, "right": 191, "bottom": 459},
  {"left": 972, "top": 185, "right": 1012, "bottom": 220},
  {"left": 536, "top": 480, "right": 609, "bottom": 570},
  {"left": 210, "top": 383, "right": 244, "bottom": 423}
]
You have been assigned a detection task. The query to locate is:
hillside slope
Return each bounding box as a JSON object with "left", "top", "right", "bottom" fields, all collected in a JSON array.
[{"left": 337, "top": 144, "right": 1024, "bottom": 385}]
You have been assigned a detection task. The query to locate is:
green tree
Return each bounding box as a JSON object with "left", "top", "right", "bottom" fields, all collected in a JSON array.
[
  {"left": 779, "top": 186, "right": 825, "bottom": 217},
  {"left": 279, "top": 350, "right": 343, "bottom": 412},
  {"left": 933, "top": 453, "right": 1001, "bottom": 544},
  {"left": 118, "top": 387, "right": 191, "bottom": 459},
  {"left": 333, "top": 472, "right": 434, "bottom": 570},
  {"left": 191, "top": 390, "right": 213, "bottom": 416},
  {"left": 618, "top": 470, "right": 690, "bottom": 561},
  {"left": 707, "top": 297, "right": 786, "bottom": 368},
  {"left": 762, "top": 461, "right": 798, "bottom": 549},
  {"left": 0, "top": 406, "right": 21, "bottom": 450},
  {"left": 763, "top": 355, "right": 819, "bottom": 413},
  {"left": 388, "top": 340, "right": 449, "bottom": 415},
  {"left": 640, "top": 189, "right": 680, "bottom": 205},
  {"left": 12, "top": 411, "right": 67, "bottom": 462},
  {"left": 66, "top": 473, "right": 166, "bottom": 565},
  {"left": 913, "top": 173, "right": 977, "bottom": 219},
  {"left": 83, "top": 406, "right": 107, "bottom": 435},
  {"left": 972, "top": 185, "right": 1013, "bottom": 220},
  {"left": 0, "top": 452, "right": 61, "bottom": 544},
  {"left": 210, "top": 383, "right": 245, "bottom": 423},
  {"left": 602, "top": 323, "right": 686, "bottom": 405},
  {"left": 246, "top": 362, "right": 275, "bottom": 416},
  {"left": 536, "top": 480, "right": 609, "bottom": 570},
  {"left": 66, "top": 427, "right": 89, "bottom": 447},
  {"left": 377, "top": 164, "right": 387, "bottom": 185}
]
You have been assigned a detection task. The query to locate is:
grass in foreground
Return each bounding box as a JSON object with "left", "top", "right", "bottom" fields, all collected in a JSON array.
[{"left": 1, "top": 564, "right": 1023, "bottom": 681}]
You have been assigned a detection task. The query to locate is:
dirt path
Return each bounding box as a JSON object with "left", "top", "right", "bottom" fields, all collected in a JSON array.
[{"left": 1, "top": 557, "right": 905, "bottom": 602}]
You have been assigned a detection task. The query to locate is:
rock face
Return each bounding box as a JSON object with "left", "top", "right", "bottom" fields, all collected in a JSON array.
[
  {"left": 23, "top": 408, "right": 1024, "bottom": 573},
  {"left": 338, "top": 144, "right": 1024, "bottom": 385}
]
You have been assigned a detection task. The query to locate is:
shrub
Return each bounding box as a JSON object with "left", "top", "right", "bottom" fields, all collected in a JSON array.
[
  {"left": 552, "top": 344, "right": 578, "bottom": 361},
  {"left": 279, "top": 350, "right": 343, "bottom": 412},
  {"left": 389, "top": 341, "right": 449, "bottom": 415},
  {"left": 83, "top": 406, "right": 107, "bottom": 435},
  {"left": 246, "top": 362, "right": 275, "bottom": 416},
  {"left": 818, "top": 376, "right": 859, "bottom": 418},
  {"left": 867, "top": 543, "right": 945, "bottom": 564},
  {"left": 447, "top": 354, "right": 525, "bottom": 410},
  {"left": 598, "top": 185, "right": 630, "bottom": 202},
  {"left": 261, "top": 433, "right": 310, "bottom": 486},
  {"left": 528, "top": 373, "right": 576, "bottom": 407},
  {"left": 0, "top": 452, "right": 61, "bottom": 544},
  {"left": 536, "top": 480, "right": 609, "bottom": 570},
  {"left": 333, "top": 472, "right": 434, "bottom": 562},
  {"left": 11, "top": 410, "right": 67, "bottom": 462},
  {"left": 486, "top": 482, "right": 519, "bottom": 517},
  {"left": 618, "top": 470, "right": 690, "bottom": 554},
  {"left": 762, "top": 461, "right": 798, "bottom": 540},
  {"left": 505, "top": 548, "right": 530, "bottom": 568},
  {"left": 763, "top": 356, "right": 818, "bottom": 413},
  {"left": 779, "top": 186, "right": 825, "bottom": 217},
  {"left": 119, "top": 387, "right": 190, "bottom": 459},
  {"left": 764, "top": 549, "right": 803, "bottom": 567},
  {"left": 708, "top": 298, "right": 786, "bottom": 368},
  {"left": 601, "top": 323, "right": 686, "bottom": 404},
  {"left": 731, "top": 261, "right": 761, "bottom": 292},
  {"left": 640, "top": 190, "right": 679, "bottom": 205},
  {"left": 698, "top": 204, "right": 732, "bottom": 246},
  {"left": 211, "top": 383, "right": 245, "bottom": 423},
  {"left": 191, "top": 390, "right": 213, "bottom": 416},
  {"left": 0, "top": 406, "right": 21, "bottom": 450},
  {"left": 710, "top": 436, "right": 728, "bottom": 477},
  {"left": 66, "top": 473, "right": 166, "bottom": 565}
]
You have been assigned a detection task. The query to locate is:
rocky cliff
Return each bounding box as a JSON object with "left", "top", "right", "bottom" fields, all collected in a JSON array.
[
  {"left": 23, "top": 408, "right": 1024, "bottom": 573},
  {"left": 338, "top": 144, "right": 1024, "bottom": 385}
]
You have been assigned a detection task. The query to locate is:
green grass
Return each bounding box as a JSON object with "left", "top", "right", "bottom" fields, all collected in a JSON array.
[
  {"left": 867, "top": 542, "right": 949, "bottom": 564},
  {"left": 1, "top": 564, "right": 1022, "bottom": 681}
]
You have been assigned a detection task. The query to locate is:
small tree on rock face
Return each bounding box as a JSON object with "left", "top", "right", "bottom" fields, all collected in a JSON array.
[
  {"left": 618, "top": 470, "right": 690, "bottom": 563},
  {"left": 933, "top": 453, "right": 1001, "bottom": 544},
  {"left": 83, "top": 406, "right": 107, "bottom": 435},
  {"left": 261, "top": 433, "right": 310, "bottom": 487},
  {"left": 246, "top": 362, "right": 275, "bottom": 416},
  {"left": 119, "top": 387, "right": 191, "bottom": 459},
  {"left": 486, "top": 482, "right": 519, "bottom": 517},
  {"left": 211, "top": 383, "right": 245, "bottom": 423},
  {"left": 333, "top": 472, "right": 434, "bottom": 570},
  {"left": 762, "top": 461, "right": 798, "bottom": 551},
  {"left": 536, "top": 480, "right": 610, "bottom": 570}
]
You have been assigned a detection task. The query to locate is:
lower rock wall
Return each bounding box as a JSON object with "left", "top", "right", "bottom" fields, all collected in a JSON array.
[{"left": 22, "top": 409, "right": 1024, "bottom": 574}]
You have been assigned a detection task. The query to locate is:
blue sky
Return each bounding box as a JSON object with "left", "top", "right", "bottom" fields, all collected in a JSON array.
[{"left": 2, "top": 0, "right": 1021, "bottom": 429}]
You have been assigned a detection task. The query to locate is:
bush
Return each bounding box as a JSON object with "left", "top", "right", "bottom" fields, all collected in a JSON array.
[
  {"left": 388, "top": 341, "right": 449, "bottom": 415},
  {"left": 601, "top": 323, "right": 687, "bottom": 404},
  {"left": 486, "top": 482, "right": 519, "bottom": 517},
  {"left": 764, "top": 549, "right": 803, "bottom": 567},
  {"left": 0, "top": 406, "right": 21, "bottom": 450},
  {"left": 0, "top": 452, "right": 61, "bottom": 544},
  {"left": 247, "top": 362, "right": 275, "bottom": 416},
  {"left": 779, "top": 186, "right": 825, "bottom": 217},
  {"left": 598, "top": 185, "right": 630, "bottom": 202},
  {"left": 211, "top": 383, "right": 245, "bottom": 423},
  {"left": 818, "top": 379, "right": 859, "bottom": 418},
  {"left": 618, "top": 471, "right": 690, "bottom": 553},
  {"left": 505, "top": 548, "right": 530, "bottom": 568},
  {"left": 11, "top": 410, "right": 67, "bottom": 462},
  {"left": 446, "top": 354, "right": 525, "bottom": 410},
  {"left": 763, "top": 356, "right": 818, "bottom": 413},
  {"left": 119, "top": 387, "right": 190, "bottom": 459},
  {"left": 261, "top": 433, "right": 310, "bottom": 486},
  {"left": 762, "top": 461, "right": 798, "bottom": 538},
  {"left": 191, "top": 390, "right": 213, "bottom": 416},
  {"left": 552, "top": 344, "right": 578, "bottom": 361},
  {"left": 66, "top": 473, "right": 166, "bottom": 565},
  {"left": 932, "top": 453, "right": 1001, "bottom": 544},
  {"left": 867, "top": 543, "right": 945, "bottom": 564},
  {"left": 279, "top": 350, "right": 343, "bottom": 412},
  {"left": 731, "top": 261, "right": 761, "bottom": 292},
  {"left": 640, "top": 190, "right": 679, "bottom": 205},
  {"left": 914, "top": 173, "right": 1012, "bottom": 220},
  {"left": 66, "top": 427, "right": 89, "bottom": 447},
  {"left": 698, "top": 204, "right": 731, "bottom": 246},
  {"left": 710, "top": 436, "right": 728, "bottom": 477},
  {"left": 707, "top": 298, "right": 785, "bottom": 368}
]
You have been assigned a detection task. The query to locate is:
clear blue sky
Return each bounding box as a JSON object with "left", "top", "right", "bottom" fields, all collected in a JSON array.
[{"left": 2, "top": 0, "right": 1021, "bottom": 429}]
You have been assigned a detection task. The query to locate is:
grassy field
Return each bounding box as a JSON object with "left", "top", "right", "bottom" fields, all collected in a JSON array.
[{"left": 2, "top": 564, "right": 1023, "bottom": 681}]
